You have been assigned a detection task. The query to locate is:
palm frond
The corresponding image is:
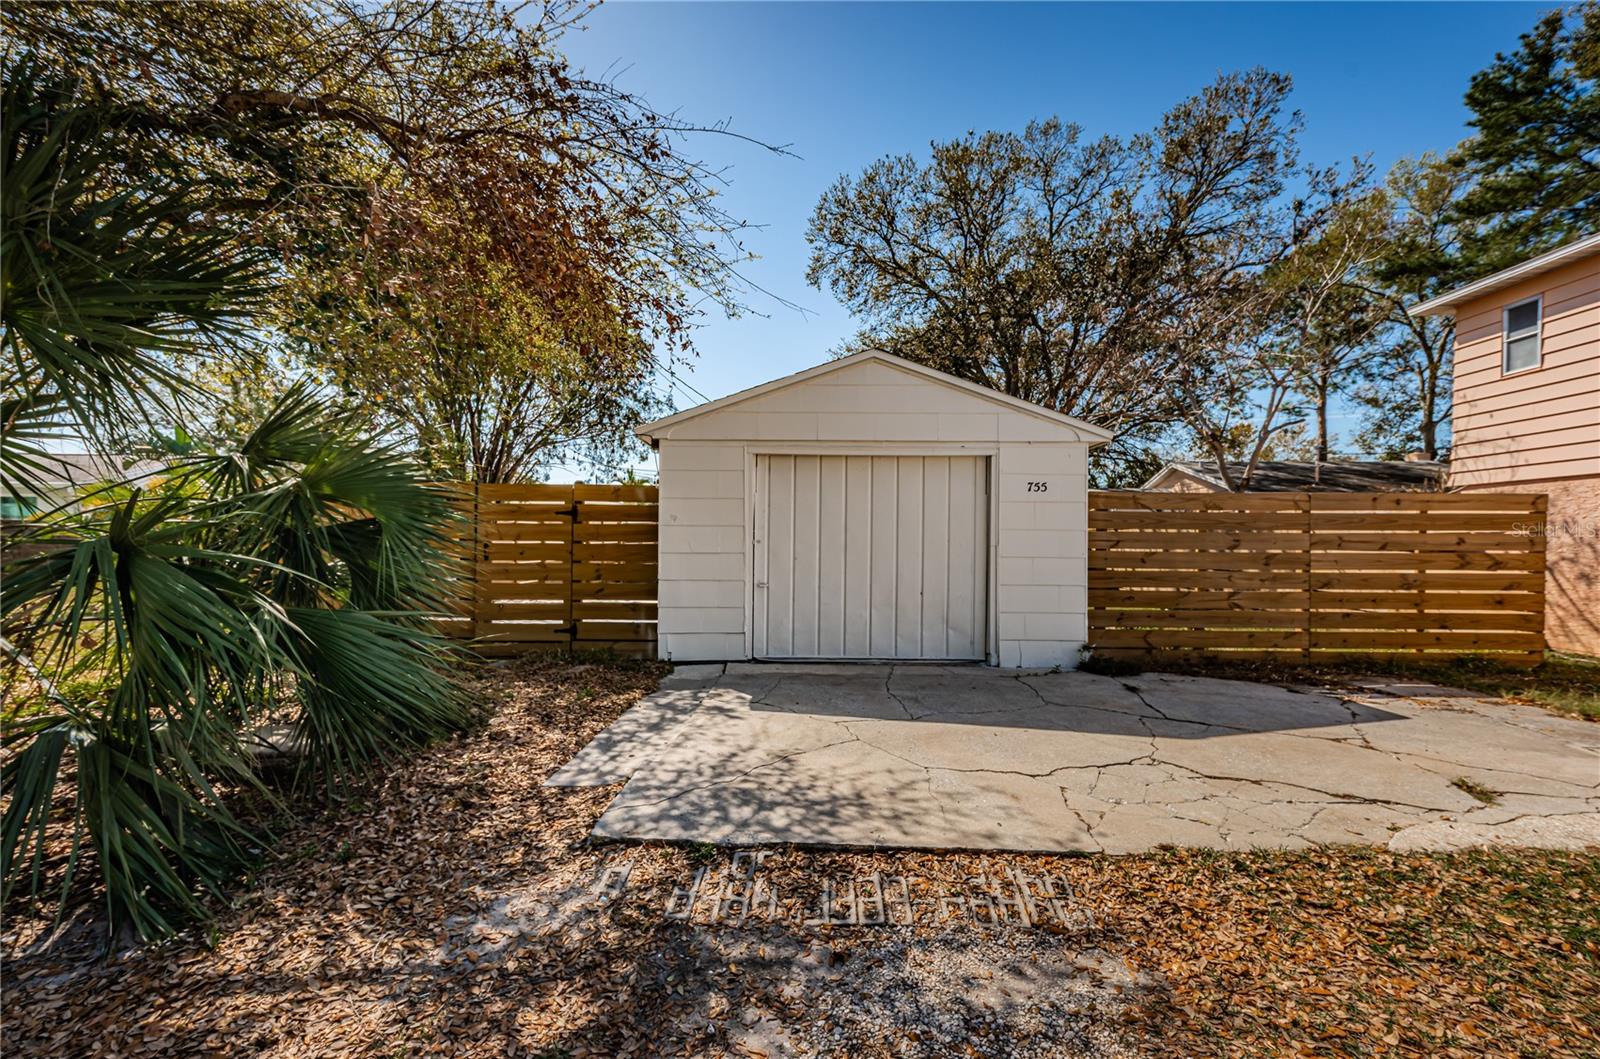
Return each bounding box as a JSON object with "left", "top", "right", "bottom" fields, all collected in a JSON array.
[
  {"left": 0, "top": 57, "right": 270, "bottom": 435},
  {"left": 285, "top": 607, "right": 468, "bottom": 790},
  {"left": 1, "top": 53, "right": 470, "bottom": 944}
]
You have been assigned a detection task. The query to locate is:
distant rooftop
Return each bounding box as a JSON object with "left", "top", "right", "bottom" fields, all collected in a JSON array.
[
  {"left": 1409, "top": 233, "right": 1600, "bottom": 317},
  {"left": 1, "top": 452, "right": 166, "bottom": 490},
  {"left": 1145, "top": 459, "right": 1447, "bottom": 493}
]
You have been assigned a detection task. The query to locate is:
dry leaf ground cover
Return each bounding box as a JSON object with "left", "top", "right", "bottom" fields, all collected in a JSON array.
[{"left": 3, "top": 658, "right": 1597, "bottom": 1058}]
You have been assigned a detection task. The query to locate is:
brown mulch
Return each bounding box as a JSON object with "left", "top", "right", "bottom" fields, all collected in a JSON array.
[{"left": 2, "top": 658, "right": 1596, "bottom": 1058}]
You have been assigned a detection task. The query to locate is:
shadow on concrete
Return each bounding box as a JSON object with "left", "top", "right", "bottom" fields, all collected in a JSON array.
[
  {"left": 584, "top": 668, "right": 1419, "bottom": 852},
  {"left": 730, "top": 666, "right": 1410, "bottom": 738}
]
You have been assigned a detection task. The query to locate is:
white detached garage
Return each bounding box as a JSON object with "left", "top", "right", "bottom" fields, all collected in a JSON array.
[{"left": 636, "top": 351, "right": 1113, "bottom": 667}]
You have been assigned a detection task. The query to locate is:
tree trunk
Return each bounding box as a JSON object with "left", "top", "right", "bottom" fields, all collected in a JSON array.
[
  {"left": 1419, "top": 382, "right": 1438, "bottom": 460},
  {"left": 1315, "top": 375, "right": 1331, "bottom": 464}
]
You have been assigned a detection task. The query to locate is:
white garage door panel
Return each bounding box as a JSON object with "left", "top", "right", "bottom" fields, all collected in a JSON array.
[{"left": 755, "top": 455, "right": 988, "bottom": 660}]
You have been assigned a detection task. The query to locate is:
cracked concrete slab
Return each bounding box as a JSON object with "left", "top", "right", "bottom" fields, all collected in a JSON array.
[
  {"left": 545, "top": 665, "right": 725, "bottom": 787},
  {"left": 552, "top": 664, "right": 1600, "bottom": 854}
]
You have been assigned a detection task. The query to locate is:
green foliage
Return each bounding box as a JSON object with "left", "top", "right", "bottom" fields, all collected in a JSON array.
[
  {"left": 0, "top": 58, "right": 269, "bottom": 486},
  {"left": 1452, "top": 2, "right": 1600, "bottom": 274},
  {"left": 0, "top": 59, "right": 466, "bottom": 942},
  {"left": 1345, "top": 155, "right": 1469, "bottom": 461},
  {"left": 289, "top": 227, "right": 666, "bottom": 482},
  {"left": 4, "top": 0, "right": 772, "bottom": 478}
]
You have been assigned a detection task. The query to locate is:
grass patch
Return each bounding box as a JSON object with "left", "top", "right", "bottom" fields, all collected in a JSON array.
[
  {"left": 1082, "top": 649, "right": 1600, "bottom": 721},
  {"left": 1451, "top": 776, "right": 1499, "bottom": 804}
]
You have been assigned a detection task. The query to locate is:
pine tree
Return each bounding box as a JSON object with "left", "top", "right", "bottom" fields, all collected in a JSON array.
[{"left": 1451, "top": 3, "right": 1600, "bottom": 274}]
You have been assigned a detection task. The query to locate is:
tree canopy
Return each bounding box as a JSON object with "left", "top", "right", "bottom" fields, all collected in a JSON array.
[
  {"left": 4, "top": 0, "right": 775, "bottom": 479},
  {"left": 1452, "top": 1, "right": 1600, "bottom": 273},
  {"left": 807, "top": 69, "right": 1365, "bottom": 483},
  {"left": 811, "top": 3, "right": 1599, "bottom": 484}
]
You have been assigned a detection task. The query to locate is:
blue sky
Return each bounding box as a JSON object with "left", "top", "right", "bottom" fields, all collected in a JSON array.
[{"left": 552, "top": 1, "right": 1546, "bottom": 475}]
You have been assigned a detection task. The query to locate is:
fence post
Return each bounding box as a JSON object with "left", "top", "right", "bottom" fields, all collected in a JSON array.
[
  {"left": 470, "top": 482, "right": 483, "bottom": 641},
  {"left": 1303, "top": 492, "right": 1314, "bottom": 663},
  {"left": 565, "top": 485, "right": 578, "bottom": 648}
]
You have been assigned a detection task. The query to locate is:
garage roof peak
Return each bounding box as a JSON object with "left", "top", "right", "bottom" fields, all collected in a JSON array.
[{"left": 636, "top": 350, "right": 1115, "bottom": 445}]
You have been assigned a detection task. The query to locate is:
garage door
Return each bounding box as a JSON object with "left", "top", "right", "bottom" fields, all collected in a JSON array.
[{"left": 754, "top": 455, "right": 989, "bottom": 660}]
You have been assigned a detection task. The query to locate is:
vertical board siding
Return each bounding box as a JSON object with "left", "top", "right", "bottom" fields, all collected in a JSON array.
[
  {"left": 756, "top": 455, "right": 988, "bottom": 660},
  {"left": 869, "top": 457, "right": 898, "bottom": 657},
  {"left": 1087, "top": 491, "right": 1547, "bottom": 666},
  {"left": 894, "top": 457, "right": 924, "bottom": 657},
  {"left": 844, "top": 457, "right": 874, "bottom": 656},
  {"left": 438, "top": 482, "right": 658, "bottom": 657}
]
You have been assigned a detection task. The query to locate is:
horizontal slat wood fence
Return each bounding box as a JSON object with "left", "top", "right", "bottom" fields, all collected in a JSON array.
[
  {"left": 1088, "top": 491, "right": 1547, "bottom": 667},
  {"left": 438, "top": 483, "right": 658, "bottom": 657}
]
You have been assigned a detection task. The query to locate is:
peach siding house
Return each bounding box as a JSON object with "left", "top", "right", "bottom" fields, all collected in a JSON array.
[{"left": 1411, "top": 233, "right": 1600, "bottom": 656}]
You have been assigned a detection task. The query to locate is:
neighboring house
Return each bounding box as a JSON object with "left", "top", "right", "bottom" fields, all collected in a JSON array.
[
  {"left": 1410, "top": 233, "right": 1600, "bottom": 656},
  {"left": 0, "top": 452, "right": 164, "bottom": 518},
  {"left": 1143, "top": 459, "right": 1446, "bottom": 493},
  {"left": 636, "top": 350, "right": 1113, "bottom": 668}
]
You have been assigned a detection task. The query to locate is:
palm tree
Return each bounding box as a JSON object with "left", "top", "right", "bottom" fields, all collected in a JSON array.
[{"left": 1, "top": 60, "right": 468, "bottom": 940}]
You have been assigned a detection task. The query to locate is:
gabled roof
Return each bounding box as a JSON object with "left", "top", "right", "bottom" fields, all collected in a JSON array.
[
  {"left": 1409, "top": 233, "right": 1600, "bottom": 316},
  {"left": 1143, "top": 460, "right": 1446, "bottom": 493},
  {"left": 635, "top": 350, "right": 1116, "bottom": 444}
]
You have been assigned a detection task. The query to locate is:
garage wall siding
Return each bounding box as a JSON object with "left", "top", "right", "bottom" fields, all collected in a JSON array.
[
  {"left": 649, "top": 357, "right": 1098, "bottom": 667},
  {"left": 656, "top": 441, "right": 746, "bottom": 661},
  {"left": 994, "top": 442, "right": 1088, "bottom": 667}
]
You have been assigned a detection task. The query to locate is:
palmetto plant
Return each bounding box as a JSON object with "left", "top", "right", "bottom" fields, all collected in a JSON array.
[{"left": 1, "top": 61, "right": 468, "bottom": 940}]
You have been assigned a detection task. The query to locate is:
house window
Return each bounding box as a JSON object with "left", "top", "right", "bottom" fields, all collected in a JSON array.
[
  {"left": 1503, "top": 296, "right": 1542, "bottom": 374},
  {"left": 1, "top": 495, "right": 41, "bottom": 520}
]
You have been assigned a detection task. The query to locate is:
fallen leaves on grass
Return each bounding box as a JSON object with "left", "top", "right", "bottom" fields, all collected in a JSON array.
[
  {"left": 1095, "top": 845, "right": 1599, "bottom": 1057},
  {"left": 2, "top": 658, "right": 1595, "bottom": 1058}
]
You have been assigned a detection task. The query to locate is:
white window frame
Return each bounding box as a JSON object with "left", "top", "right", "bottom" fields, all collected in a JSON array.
[{"left": 1502, "top": 295, "right": 1543, "bottom": 376}]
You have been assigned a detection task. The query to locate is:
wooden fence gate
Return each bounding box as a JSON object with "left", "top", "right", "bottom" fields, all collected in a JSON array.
[
  {"left": 441, "top": 483, "right": 658, "bottom": 657},
  {"left": 1088, "top": 490, "right": 1547, "bottom": 666}
]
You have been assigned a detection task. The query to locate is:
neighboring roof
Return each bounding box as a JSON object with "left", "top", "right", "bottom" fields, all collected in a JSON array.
[
  {"left": 1, "top": 452, "right": 165, "bottom": 491},
  {"left": 635, "top": 350, "right": 1117, "bottom": 445},
  {"left": 1409, "top": 233, "right": 1600, "bottom": 316},
  {"left": 1143, "top": 460, "right": 1447, "bottom": 493}
]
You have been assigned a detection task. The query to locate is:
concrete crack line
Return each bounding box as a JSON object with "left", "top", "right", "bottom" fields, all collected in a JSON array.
[
  {"left": 1363, "top": 688, "right": 1596, "bottom": 744},
  {"left": 1394, "top": 752, "right": 1600, "bottom": 790},
  {"left": 1453, "top": 807, "right": 1600, "bottom": 827},
  {"left": 1120, "top": 681, "right": 1178, "bottom": 723},
  {"left": 1253, "top": 723, "right": 1598, "bottom": 797},
  {"left": 1060, "top": 792, "right": 1105, "bottom": 853},
  {"left": 884, "top": 666, "right": 917, "bottom": 720},
  {"left": 924, "top": 772, "right": 956, "bottom": 832},
  {"left": 741, "top": 678, "right": 789, "bottom": 710},
  {"left": 1013, "top": 676, "right": 1149, "bottom": 721},
  {"left": 1149, "top": 758, "right": 1458, "bottom": 814},
  {"left": 1407, "top": 765, "right": 1598, "bottom": 800},
  {"left": 838, "top": 721, "right": 1157, "bottom": 780},
  {"left": 991, "top": 753, "right": 1161, "bottom": 780}
]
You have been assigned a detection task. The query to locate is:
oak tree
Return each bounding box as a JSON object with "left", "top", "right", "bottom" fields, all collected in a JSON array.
[{"left": 806, "top": 70, "right": 1312, "bottom": 484}]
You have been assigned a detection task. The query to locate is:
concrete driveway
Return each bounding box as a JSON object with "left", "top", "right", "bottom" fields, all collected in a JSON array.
[{"left": 548, "top": 663, "right": 1600, "bottom": 853}]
